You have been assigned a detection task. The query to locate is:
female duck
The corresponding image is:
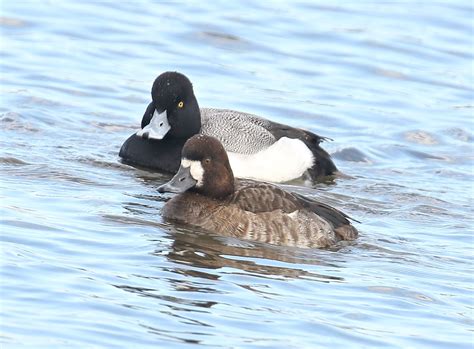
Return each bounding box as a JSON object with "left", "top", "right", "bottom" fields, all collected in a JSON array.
[
  {"left": 158, "top": 135, "right": 358, "bottom": 248},
  {"left": 120, "top": 71, "right": 337, "bottom": 183}
]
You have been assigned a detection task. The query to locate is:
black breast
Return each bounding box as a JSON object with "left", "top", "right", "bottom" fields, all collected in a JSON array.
[{"left": 119, "top": 134, "right": 185, "bottom": 173}]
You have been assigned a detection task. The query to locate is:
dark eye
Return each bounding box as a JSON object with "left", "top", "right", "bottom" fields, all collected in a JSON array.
[
  {"left": 204, "top": 158, "right": 211, "bottom": 164},
  {"left": 177, "top": 101, "right": 184, "bottom": 108}
]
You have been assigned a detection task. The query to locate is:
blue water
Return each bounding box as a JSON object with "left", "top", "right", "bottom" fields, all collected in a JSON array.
[{"left": 1, "top": 1, "right": 473, "bottom": 348}]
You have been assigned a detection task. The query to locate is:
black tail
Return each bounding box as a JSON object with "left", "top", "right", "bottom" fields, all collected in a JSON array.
[{"left": 301, "top": 130, "right": 338, "bottom": 178}]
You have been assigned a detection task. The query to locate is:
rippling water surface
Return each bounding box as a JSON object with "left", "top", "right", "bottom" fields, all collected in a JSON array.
[{"left": 1, "top": 1, "right": 473, "bottom": 348}]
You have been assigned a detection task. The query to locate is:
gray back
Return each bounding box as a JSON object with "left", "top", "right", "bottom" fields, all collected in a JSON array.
[{"left": 200, "top": 108, "right": 276, "bottom": 155}]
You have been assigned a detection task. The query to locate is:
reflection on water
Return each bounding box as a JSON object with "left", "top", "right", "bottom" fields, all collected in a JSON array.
[
  {"left": 1, "top": 0, "right": 473, "bottom": 348},
  {"left": 162, "top": 228, "right": 347, "bottom": 281}
]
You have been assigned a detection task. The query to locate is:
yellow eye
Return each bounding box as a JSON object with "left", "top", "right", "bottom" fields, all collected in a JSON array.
[{"left": 177, "top": 101, "right": 184, "bottom": 108}]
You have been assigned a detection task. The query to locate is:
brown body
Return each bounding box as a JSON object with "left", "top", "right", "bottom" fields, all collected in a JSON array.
[{"left": 162, "top": 180, "right": 358, "bottom": 249}]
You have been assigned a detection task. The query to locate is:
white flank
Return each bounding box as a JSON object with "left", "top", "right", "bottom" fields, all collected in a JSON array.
[
  {"left": 181, "top": 158, "right": 204, "bottom": 187},
  {"left": 227, "top": 137, "right": 314, "bottom": 183}
]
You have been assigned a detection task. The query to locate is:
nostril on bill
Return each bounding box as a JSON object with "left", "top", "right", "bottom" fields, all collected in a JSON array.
[
  {"left": 179, "top": 177, "right": 185, "bottom": 182},
  {"left": 159, "top": 122, "right": 164, "bottom": 127}
]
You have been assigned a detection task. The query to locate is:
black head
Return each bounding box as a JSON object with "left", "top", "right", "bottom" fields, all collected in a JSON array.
[
  {"left": 139, "top": 72, "right": 201, "bottom": 140},
  {"left": 158, "top": 135, "right": 235, "bottom": 199}
]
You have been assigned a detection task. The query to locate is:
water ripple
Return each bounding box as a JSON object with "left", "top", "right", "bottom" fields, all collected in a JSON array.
[{"left": 1, "top": 1, "right": 473, "bottom": 348}]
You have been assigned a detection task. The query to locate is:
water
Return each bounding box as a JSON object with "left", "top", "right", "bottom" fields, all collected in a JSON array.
[{"left": 1, "top": 1, "right": 473, "bottom": 348}]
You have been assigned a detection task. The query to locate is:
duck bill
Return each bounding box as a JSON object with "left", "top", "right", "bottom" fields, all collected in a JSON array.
[
  {"left": 158, "top": 165, "right": 197, "bottom": 194},
  {"left": 136, "top": 109, "right": 171, "bottom": 140}
]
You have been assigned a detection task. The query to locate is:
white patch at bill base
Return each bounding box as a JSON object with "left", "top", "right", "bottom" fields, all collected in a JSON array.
[{"left": 181, "top": 158, "right": 204, "bottom": 187}]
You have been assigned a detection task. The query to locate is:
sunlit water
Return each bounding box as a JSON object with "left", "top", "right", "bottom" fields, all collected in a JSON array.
[{"left": 1, "top": 1, "right": 473, "bottom": 348}]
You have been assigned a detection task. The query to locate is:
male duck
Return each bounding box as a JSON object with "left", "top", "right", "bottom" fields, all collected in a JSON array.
[{"left": 119, "top": 72, "right": 338, "bottom": 183}]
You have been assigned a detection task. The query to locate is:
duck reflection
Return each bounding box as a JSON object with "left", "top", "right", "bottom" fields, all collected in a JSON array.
[{"left": 157, "top": 224, "right": 349, "bottom": 283}]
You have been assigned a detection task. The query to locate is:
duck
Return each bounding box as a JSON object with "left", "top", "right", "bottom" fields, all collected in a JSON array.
[
  {"left": 119, "top": 71, "right": 338, "bottom": 183},
  {"left": 158, "top": 134, "right": 358, "bottom": 248}
]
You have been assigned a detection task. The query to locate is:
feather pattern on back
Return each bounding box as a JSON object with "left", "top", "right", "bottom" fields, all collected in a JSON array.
[{"left": 200, "top": 108, "right": 276, "bottom": 154}]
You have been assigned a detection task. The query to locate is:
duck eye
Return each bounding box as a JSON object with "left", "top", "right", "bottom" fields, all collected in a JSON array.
[
  {"left": 204, "top": 158, "right": 211, "bottom": 164},
  {"left": 177, "top": 101, "right": 184, "bottom": 108}
]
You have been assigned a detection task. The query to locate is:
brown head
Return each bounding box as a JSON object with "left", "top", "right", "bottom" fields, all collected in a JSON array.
[{"left": 158, "top": 135, "right": 235, "bottom": 199}]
